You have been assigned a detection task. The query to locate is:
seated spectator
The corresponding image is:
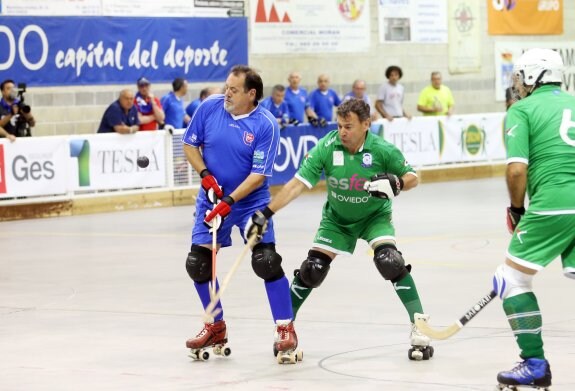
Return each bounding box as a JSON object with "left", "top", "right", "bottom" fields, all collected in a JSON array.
[
  {"left": 186, "top": 86, "right": 222, "bottom": 118},
  {"left": 417, "top": 71, "right": 455, "bottom": 116},
  {"left": 308, "top": 74, "right": 342, "bottom": 124},
  {"left": 0, "top": 79, "right": 35, "bottom": 138},
  {"left": 0, "top": 125, "right": 15, "bottom": 142},
  {"left": 344, "top": 79, "right": 378, "bottom": 120},
  {"left": 284, "top": 71, "right": 312, "bottom": 124},
  {"left": 134, "top": 77, "right": 165, "bottom": 130},
  {"left": 260, "top": 84, "right": 291, "bottom": 128},
  {"left": 161, "top": 78, "right": 190, "bottom": 129},
  {"left": 97, "top": 89, "right": 140, "bottom": 134},
  {"left": 375, "top": 66, "right": 411, "bottom": 121}
]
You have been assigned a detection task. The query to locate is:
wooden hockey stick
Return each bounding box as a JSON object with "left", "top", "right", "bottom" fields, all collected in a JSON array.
[
  {"left": 415, "top": 290, "right": 497, "bottom": 340},
  {"left": 210, "top": 215, "right": 218, "bottom": 299},
  {"left": 203, "top": 234, "right": 259, "bottom": 322}
]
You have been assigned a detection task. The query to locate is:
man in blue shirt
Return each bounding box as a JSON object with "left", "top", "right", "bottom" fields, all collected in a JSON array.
[
  {"left": 260, "top": 84, "right": 290, "bottom": 128},
  {"left": 182, "top": 65, "right": 299, "bottom": 361},
  {"left": 308, "top": 74, "right": 342, "bottom": 124},
  {"left": 97, "top": 89, "right": 140, "bottom": 134},
  {"left": 284, "top": 71, "right": 311, "bottom": 125},
  {"left": 161, "top": 78, "right": 191, "bottom": 129},
  {"left": 186, "top": 86, "right": 222, "bottom": 119}
]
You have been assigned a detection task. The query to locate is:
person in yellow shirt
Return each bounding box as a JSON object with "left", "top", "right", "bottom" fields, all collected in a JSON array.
[{"left": 417, "top": 72, "right": 454, "bottom": 116}]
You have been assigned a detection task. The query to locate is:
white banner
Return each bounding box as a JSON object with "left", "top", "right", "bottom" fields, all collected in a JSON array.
[
  {"left": 448, "top": 0, "right": 481, "bottom": 74},
  {"left": 69, "top": 132, "right": 166, "bottom": 191},
  {"left": 1, "top": 0, "right": 101, "bottom": 15},
  {"left": 494, "top": 41, "right": 575, "bottom": 101},
  {"left": 250, "top": 0, "right": 370, "bottom": 54},
  {"left": 0, "top": 137, "right": 69, "bottom": 197},
  {"left": 378, "top": 0, "right": 447, "bottom": 43}
]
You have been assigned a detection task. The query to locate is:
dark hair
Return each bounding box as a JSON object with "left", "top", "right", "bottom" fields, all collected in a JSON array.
[
  {"left": 0, "top": 79, "right": 15, "bottom": 92},
  {"left": 337, "top": 99, "right": 371, "bottom": 122},
  {"left": 272, "top": 84, "right": 285, "bottom": 93},
  {"left": 172, "top": 78, "right": 186, "bottom": 92},
  {"left": 230, "top": 65, "right": 264, "bottom": 101},
  {"left": 385, "top": 66, "right": 403, "bottom": 79},
  {"left": 199, "top": 87, "right": 210, "bottom": 100}
]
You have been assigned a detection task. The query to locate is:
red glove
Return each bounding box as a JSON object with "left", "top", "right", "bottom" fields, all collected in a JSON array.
[
  {"left": 200, "top": 169, "right": 223, "bottom": 204},
  {"left": 506, "top": 206, "right": 525, "bottom": 234},
  {"left": 204, "top": 196, "right": 235, "bottom": 231}
]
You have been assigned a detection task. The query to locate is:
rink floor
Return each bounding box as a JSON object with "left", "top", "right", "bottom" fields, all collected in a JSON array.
[{"left": 1, "top": 177, "right": 573, "bottom": 391}]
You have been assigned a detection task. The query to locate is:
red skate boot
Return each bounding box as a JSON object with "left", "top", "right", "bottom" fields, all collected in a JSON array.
[
  {"left": 274, "top": 320, "right": 303, "bottom": 364},
  {"left": 186, "top": 320, "right": 231, "bottom": 361}
]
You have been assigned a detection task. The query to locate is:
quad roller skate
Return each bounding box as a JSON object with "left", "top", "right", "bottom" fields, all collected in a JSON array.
[
  {"left": 273, "top": 320, "right": 303, "bottom": 364},
  {"left": 408, "top": 313, "right": 434, "bottom": 361},
  {"left": 186, "top": 320, "right": 231, "bottom": 361},
  {"left": 495, "top": 358, "right": 551, "bottom": 391}
]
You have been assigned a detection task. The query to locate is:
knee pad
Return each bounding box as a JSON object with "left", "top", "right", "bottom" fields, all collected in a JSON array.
[
  {"left": 298, "top": 250, "right": 332, "bottom": 288},
  {"left": 251, "top": 243, "right": 285, "bottom": 282},
  {"left": 492, "top": 264, "right": 534, "bottom": 300},
  {"left": 373, "top": 244, "right": 410, "bottom": 283},
  {"left": 185, "top": 245, "right": 212, "bottom": 283}
]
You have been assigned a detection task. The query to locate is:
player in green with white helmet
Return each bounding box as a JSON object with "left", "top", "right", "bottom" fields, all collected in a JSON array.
[
  {"left": 492, "top": 48, "right": 575, "bottom": 390},
  {"left": 245, "top": 98, "right": 433, "bottom": 361}
]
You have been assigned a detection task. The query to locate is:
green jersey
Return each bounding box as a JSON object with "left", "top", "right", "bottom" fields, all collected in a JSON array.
[
  {"left": 505, "top": 85, "right": 575, "bottom": 212},
  {"left": 295, "top": 130, "right": 415, "bottom": 223}
]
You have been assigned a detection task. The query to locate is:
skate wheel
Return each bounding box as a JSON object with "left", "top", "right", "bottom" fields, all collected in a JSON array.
[
  {"left": 428, "top": 346, "right": 434, "bottom": 358},
  {"left": 422, "top": 348, "right": 431, "bottom": 360},
  {"left": 408, "top": 348, "right": 423, "bottom": 361},
  {"left": 296, "top": 350, "right": 303, "bottom": 362},
  {"left": 223, "top": 347, "right": 231, "bottom": 357},
  {"left": 213, "top": 346, "right": 221, "bottom": 355},
  {"left": 273, "top": 346, "right": 278, "bottom": 357},
  {"left": 201, "top": 350, "right": 210, "bottom": 361}
]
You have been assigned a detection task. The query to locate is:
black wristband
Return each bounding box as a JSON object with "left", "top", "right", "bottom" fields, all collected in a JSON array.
[
  {"left": 222, "top": 195, "right": 235, "bottom": 206},
  {"left": 262, "top": 206, "right": 275, "bottom": 219},
  {"left": 200, "top": 169, "right": 210, "bottom": 178},
  {"left": 509, "top": 205, "right": 525, "bottom": 215},
  {"left": 398, "top": 176, "right": 404, "bottom": 190}
]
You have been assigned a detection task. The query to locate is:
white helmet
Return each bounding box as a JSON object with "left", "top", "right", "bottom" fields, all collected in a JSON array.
[{"left": 513, "top": 48, "right": 564, "bottom": 86}]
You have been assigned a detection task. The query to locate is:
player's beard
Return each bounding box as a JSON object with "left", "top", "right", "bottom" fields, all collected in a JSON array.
[{"left": 224, "top": 100, "right": 234, "bottom": 113}]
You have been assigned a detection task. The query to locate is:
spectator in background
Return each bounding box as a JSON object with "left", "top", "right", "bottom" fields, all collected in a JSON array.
[
  {"left": 186, "top": 86, "right": 222, "bottom": 118},
  {"left": 344, "top": 79, "right": 378, "bottom": 121},
  {"left": 161, "top": 78, "right": 191, "bottom": 129},
  {"left": 0, "top": 125, "right": 15, "bottom": 142},
  {"left": 284, "top": 71, "right": 312, "bottom": 125},
  {"left": 134, "top": 77, "right": 165, "bottom": 131},
  {"left": 376, "top": 66, "right": 411, "bottom": 121},
  {"left": 97, "top": 89, "right": 140, "bottom": 134},
  {"left": 0, "top": 79, "right": 35, "bottom": 138},
  {"left": 417, "top": 71, "right": 455, "bottom": 116},
  {"left": 260, "top": 84, "right": 291, "bottom": 128},
  {"left": 308, "top": 74, "right": 342, "bottom": 125},
  {"left": 505, "top": 86, "right": 516, "bottom": 111}
]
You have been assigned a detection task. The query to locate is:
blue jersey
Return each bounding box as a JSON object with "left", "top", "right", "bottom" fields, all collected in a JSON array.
[
  {"left": 182, "top": 94, "right": 280, "bottom": 207},
  {"left": 284, "top": 87, "right": 309, "bottom": 123},
  {"left": 260, "top": 97, "right": 290, "bottom": 122},
  {"left": 308, "top": 89, "right": 341, "bottom": 121},
  {"left": 186, "top": 98, "right": 201, "bottom": 118},
  {"left": 97, "top": 100, "right": 139, "bottom": 133},
  {"left": 161, "top": 92, "right": 186, "bottom": 128}
]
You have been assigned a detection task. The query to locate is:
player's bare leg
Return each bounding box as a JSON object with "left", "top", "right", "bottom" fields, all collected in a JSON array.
[{"left": 186, "top": 319, "right": 231, "bottom": 361}]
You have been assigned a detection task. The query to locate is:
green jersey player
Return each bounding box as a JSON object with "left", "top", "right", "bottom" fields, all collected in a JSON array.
[
  {"left": 492, "top": 48, "right": 575, "bottom": 390},
  {"left": 245, "top": 99, "right": 433, "bottom": 361}
]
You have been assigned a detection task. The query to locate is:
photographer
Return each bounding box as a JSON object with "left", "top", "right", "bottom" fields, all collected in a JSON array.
[{"left": 0, "top": 79, "right": 35, "bottom": 138}]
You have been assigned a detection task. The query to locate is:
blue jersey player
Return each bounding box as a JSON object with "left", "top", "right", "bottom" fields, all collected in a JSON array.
[
  {"left": 260, "top": 84, "right": 290, "bottom": 128},
  {"left": 182, "top": 65, "right": 299, "bottom": 362}
]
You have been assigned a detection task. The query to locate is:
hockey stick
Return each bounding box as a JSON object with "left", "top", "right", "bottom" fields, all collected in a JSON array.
[
  {"left": 210, "top": 215, "right": 218, "bottom": 300},
  {"left": 202, "top": 234, "right": 259, "bottom": 322},
  {"left": 415, "top": 290, "right": 497, "bottom": 340}
]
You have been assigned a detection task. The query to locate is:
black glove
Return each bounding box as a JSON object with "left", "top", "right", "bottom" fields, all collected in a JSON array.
[
  {"left": 308, "top": 116, "right": 319, "bottom": 127},
  {"left": 289, "top": 118, "right": 300, "bottom": 126},
  {"left": 363, "top": 173, "right": 403, "bottom": 199},
  {"left": 319, "top": 118, "right": 327, "bottom": 127},
  {"left": 244, "top": 207, "right": 274, "bottom": 242},
  {"left": 506, "top": 206, "right": 525, "bottom": 234}
]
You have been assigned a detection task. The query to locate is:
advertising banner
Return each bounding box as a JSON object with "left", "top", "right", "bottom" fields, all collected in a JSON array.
[
  {"left": 68, "top": 131, "right": 166, "bottom": 191},
  {"left": 0, "top": 136, "right": 69, "bottom": 197},
  {"left": 378, "top": 0, "right": 447, "bottom": 43},
  {"left": 0, "top": 17, "right": 247, "bottom": 85},
  {"left": 448, "top": 0, "right": 481, "bottom": 74},
  {"left": 487, "top": 0, "right": 563, "bottom": 35},
  {"left": 250, "top": 0, "right": 370, "bottom": 54}
]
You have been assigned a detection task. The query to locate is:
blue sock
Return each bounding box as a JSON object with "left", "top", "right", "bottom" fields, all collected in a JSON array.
[
  {"left": 194, "top": 279, "right": 223, "bottom": 322},
  {"left": 265, "top": 276, "right": 293, "bottom": 322}
]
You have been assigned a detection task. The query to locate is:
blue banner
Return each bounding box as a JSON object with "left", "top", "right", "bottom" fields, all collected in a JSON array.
[
  {"left": 270, "top": 123, "right": 336, "bottom": 186},
  {"left": 0, "top": 17, "right": 248, "bottom": 86}
]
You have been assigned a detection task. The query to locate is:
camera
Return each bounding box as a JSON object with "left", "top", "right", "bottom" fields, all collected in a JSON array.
[{"left": 15, "top": 83, "right": 31, "bottom": 114}]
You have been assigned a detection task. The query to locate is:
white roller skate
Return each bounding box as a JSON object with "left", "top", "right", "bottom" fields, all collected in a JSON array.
[
  {"left": 409, "top": 313, "right": 434, "bottom": 361},
  {"left": 495, "top": 358, "right": 552, "bottom": 391},
  {"left": 186, "top": 320, "right": 231, "bottom": 361},
  {"left": 273, "top": 320, "right": 303, "bottom": 364}
]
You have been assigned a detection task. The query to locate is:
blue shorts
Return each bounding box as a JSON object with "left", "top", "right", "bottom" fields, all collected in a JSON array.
[{"left": 192, "top": 198, "right": 276, "bottom": 247}]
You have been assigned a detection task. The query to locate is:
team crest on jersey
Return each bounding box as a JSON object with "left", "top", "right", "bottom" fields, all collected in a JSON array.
[
  {"left": 243, "top": 131, "right": 255, "bottom": 145},
  {"left": 361, "top": 153, "right": 372, "bottom": 167}
]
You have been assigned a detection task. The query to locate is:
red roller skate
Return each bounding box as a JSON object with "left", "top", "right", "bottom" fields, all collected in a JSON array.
[
  {"left": 274, "top": 320, "right": 303, "bottom": 364},
  {"left": 186, "top": 320, "right": 231, "bottom": 361}
]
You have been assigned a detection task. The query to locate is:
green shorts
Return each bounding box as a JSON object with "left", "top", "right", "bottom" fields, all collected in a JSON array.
[
  {"left": 312, "top": 209, "right": 395, "bottom": 255},
  {"left": 507, "top": 212, "right": 575, "bottom": 273}
]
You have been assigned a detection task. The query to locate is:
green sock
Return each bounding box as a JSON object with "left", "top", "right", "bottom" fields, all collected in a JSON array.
[
  {"left": 290, "top": 274, "right": 313, "bottom": 320},
  {"left": 393, "top": 274, "right": 423, "bottom": 323},
  {"left": 503, "top": 292, "right": 545, "bottom": 359}
]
